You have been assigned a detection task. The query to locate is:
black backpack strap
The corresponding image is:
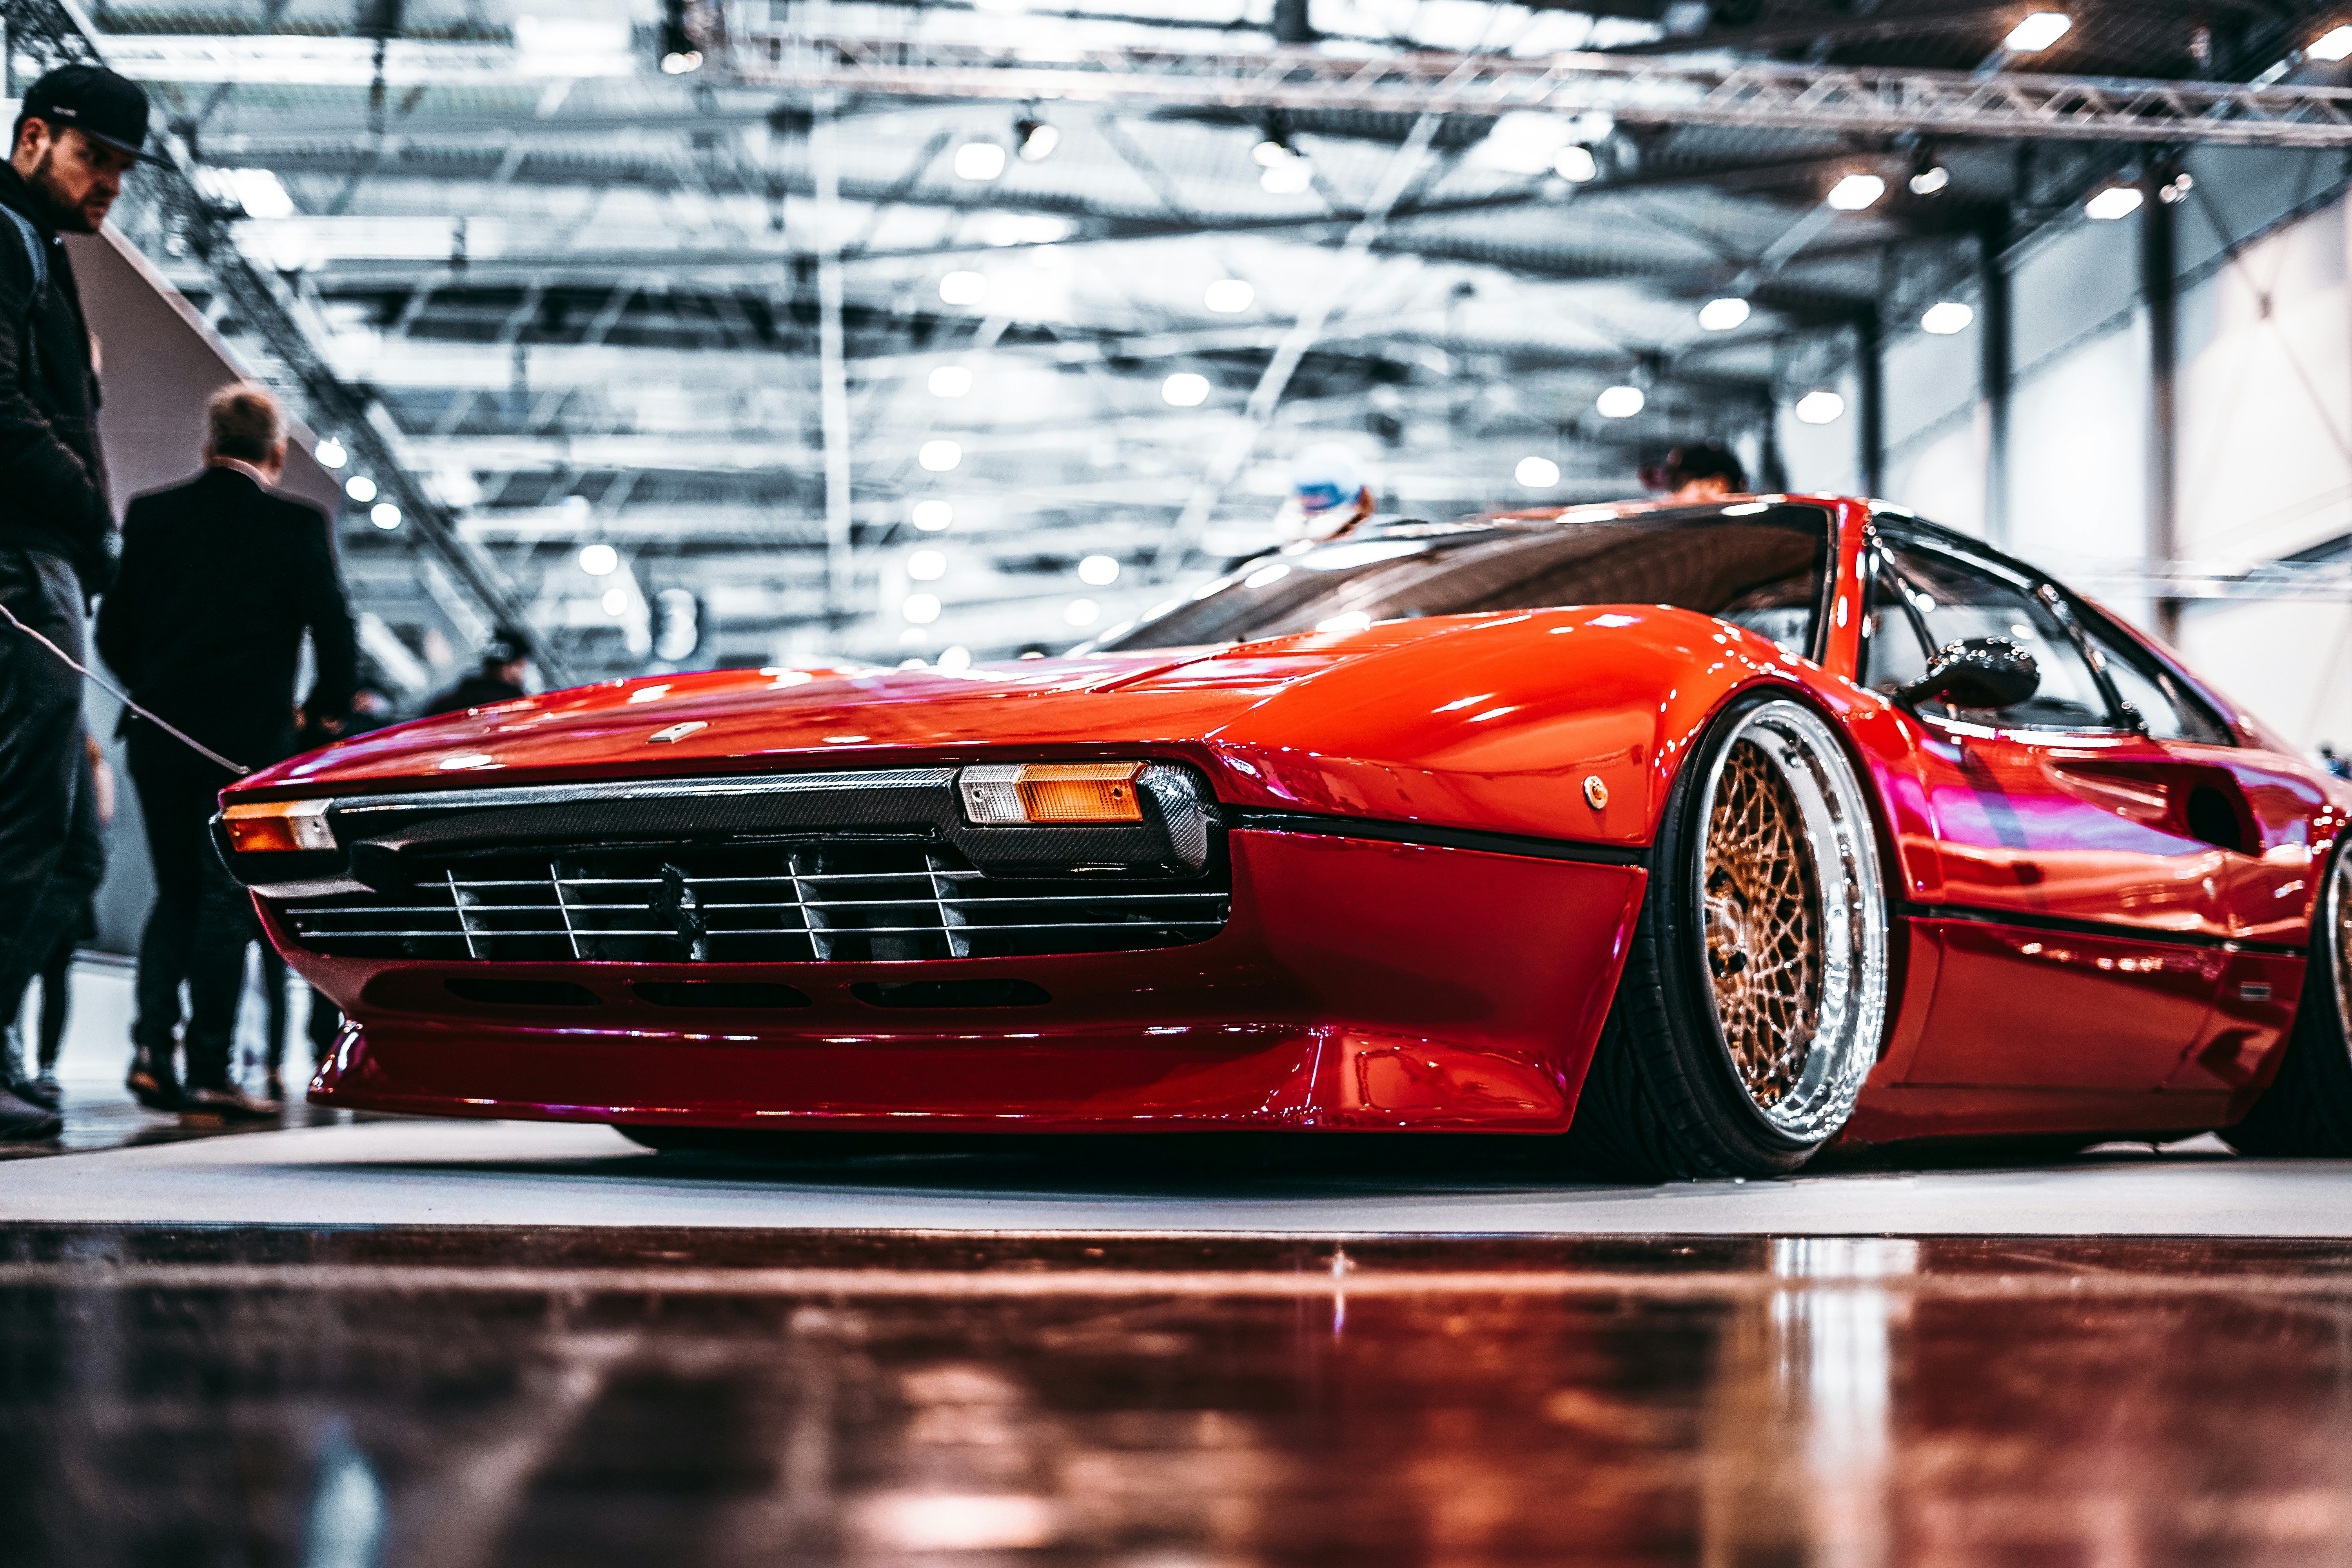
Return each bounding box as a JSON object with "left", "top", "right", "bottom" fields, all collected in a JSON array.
[{"left": 0, "top": 205, "right": 47, "bottom": 310}]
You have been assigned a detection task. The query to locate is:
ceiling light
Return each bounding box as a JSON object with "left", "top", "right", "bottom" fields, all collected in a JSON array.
[
  {"left": 579, "top": 543, "right": 619, "bottom": 576},
  {"left": 1252, "top": 139, "right": 1290, "bottom": 167},
  {"left": 1698, "top": 297, "right": 1750, "bottom": 331},
  {"left": 938, "top": 645, "right": 973, "bottom": 672},
  {"left": 1595, "top": 385, "right": 1646, "bottom": 419},
  {"left": 369, "top": 503, "right": 401, "bottom": 530},
  {"left": 601, "top": 588, "right": 628, "bottom": 615},
  {"left": 1204, "top": 278, "right": 1255, "bottom": 313},
  {"left": 928, "top": 365, "right": 973, "bottom": 397},
  {"left": 1065, "top": 598, "right": 1102, "bottom": 626},
  {"left": 2002, "top": 11, "right": 2071, "bottom": 52},
  {"left": 1909, "top": 164, "right": 1950, "bottom": 196},
  {"left": 1827, "top": 173, "right": 1886, "bottom": 211},
  {"left": 2314, "top": 24, "right": 2352, "bottom": 60},
  {"left": 907, "top": 549, "right": 947, "bottom": 581},
  {"left": 902, "top": 593, "right": 942, "bottom": 624},
  {"left": 919, "top": 440, "right": 962, "bottom": 472},
  {"left": 1015, "top": 119, "right": 1059, "bottom": 161},
  {"left": 660, "top": 49, "right": 702, "bottom": 74},
  {"left": 1261, "top": 159, "right": 1312, "bottom": 195},
  {"left": 953, "top": 141, "right": 1006, "bottom": 181},
  {"left": 1078, "top": 554, "right": 1120, "bottom": 585},
  {"left": 1552, "top": 144, "right": 1599, "bottom": 183},
  {"left": 313, "top": 437, "right": 346, "bottom": 470},
  {"left": 1477, "top": 111, "right": 1579, "bottom": 176},
  {"left": 911, "top": 499, "right": 953, "bottom": 531},
  {"left": 2085, "top": 185, "right": 2144, "bottom": 220},
  {"left": 1795, "top": 389, "right": 1846, "bottom": 425},
  {"left": 1162, "top": 372, "right": 1210, "bottom": 407},
  {"left": 343, "top": 475, "right": 376, "bottom": 503},
  {"left": 1514, "top": 455, "right": 1561, "bottom": 487},
  {"left": 1920, "top": 300, "right": 1975, "bottom": 334},
  {"left": 939, "top": 270, "right": 987, "bottom": 306}
]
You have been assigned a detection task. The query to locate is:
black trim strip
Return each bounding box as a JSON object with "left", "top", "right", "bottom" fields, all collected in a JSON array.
[
  {"left": 1229, "top": 808, "right": 1651, "bottom": 868},
  {"left": 1897, "top": 900, "right": 2306, "bottom": 958}
]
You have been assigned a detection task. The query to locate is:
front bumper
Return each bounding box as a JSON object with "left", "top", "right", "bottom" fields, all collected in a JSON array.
[{"left": 289, "top": 827, "right": 1646, "bottom": 1134}]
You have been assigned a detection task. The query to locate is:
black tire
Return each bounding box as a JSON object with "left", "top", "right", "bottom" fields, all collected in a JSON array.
[
  {"left": 612, "top": 1124, "right": 784, "bottom": 1155},
  {"left": 2222, "top": 844, "right": 2352, "bottom": 1155},
  {"left": 1564, "top": 691, "right": 1892, "bottom": 1181}
]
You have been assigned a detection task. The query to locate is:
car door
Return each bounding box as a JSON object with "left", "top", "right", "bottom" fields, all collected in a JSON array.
[{"left": 1859, "top": 528, "right": 2229, "bottom": 1090}]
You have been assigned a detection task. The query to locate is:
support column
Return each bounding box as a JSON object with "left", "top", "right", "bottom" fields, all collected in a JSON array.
[
  {"left": 1978, "top": 225, "right": 2012, "bottom": 548},
  {"left": 2141, "top": 170, "right": 2181, "bottom": 642},
  {"left": 1856, "top": 307, "right": 1884, "bottom": 497}
]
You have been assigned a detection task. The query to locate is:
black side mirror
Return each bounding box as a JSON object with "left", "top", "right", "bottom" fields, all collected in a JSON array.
[{"left": 1896, "top": 636, "right": 2040, "bottom": 712}]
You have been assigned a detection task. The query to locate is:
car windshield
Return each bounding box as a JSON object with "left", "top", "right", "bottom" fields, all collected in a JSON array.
[{"left": 1093, "top": 503, "right": 1833, "bottom": 656}]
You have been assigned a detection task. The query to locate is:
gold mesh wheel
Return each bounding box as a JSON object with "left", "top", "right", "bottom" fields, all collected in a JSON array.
[
  {"left": 1688, "top": 700, "right": 1887, "bottom": 1143},
  {"left": 1702, "top": 739, "right": 1824, "bottom": 1109}
]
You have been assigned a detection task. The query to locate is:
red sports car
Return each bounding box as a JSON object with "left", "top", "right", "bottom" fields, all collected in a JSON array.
[{"left": 218, "top": 497, "right": 2352, "bottom": 1177}]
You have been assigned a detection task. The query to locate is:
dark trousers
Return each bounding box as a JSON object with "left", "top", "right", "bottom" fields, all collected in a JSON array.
[
  {"left": 5, "top": 742, "right": 102, "bottom": 1077},
  {"left": 129, "top": 745, "right": 256, "bottom": 1090},
  {"left": 0, "top": 550, "right": 92, "bottom": 1054}
]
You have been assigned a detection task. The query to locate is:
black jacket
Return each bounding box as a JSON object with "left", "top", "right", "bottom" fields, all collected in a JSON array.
[
  {"left": 0, "top": 165, "right": 111, "bottom": 595},
  {"left": 427, "top": 671, "right": 526, "bottom": 715},
  {"left": 96, "top": 465, "right": 358, "bottom": 773}
]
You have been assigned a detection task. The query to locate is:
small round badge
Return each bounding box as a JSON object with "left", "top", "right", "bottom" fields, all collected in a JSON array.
[{"left": 1583, "top": 775, "right": 1609, "bottom": 809}]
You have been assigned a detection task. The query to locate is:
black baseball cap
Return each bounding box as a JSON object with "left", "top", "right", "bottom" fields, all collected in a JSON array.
[{"left": 19, "top": 64, "right": 151, "bottom": 161}]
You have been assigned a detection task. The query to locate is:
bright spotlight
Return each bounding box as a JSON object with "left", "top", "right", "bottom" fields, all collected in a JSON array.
[
  {"left": 2085, "top": 185, "right": 2145, "bottom": 220},
  {"left": 1204, "top": 278, "right": 1255, "bottom": 313},
  {"left": 2315, "top": 24, "right": 2352, "bottom": 60},
  {"left": 1015, "top": 119, "right": 1059, "bottom": 161},
  {"left": 1078, "top": 554, "right": 1120, "bottom": 586},
  {"left": 313, "top": 437, "right": 347, "bottom": 470},
  {"left": 902, "top": 593, "right": 943, "bottom": 624},
  {"left": 953, "top": 141, "right": 1006, "bottom": 181},
  {"left": 343, "top": 475, "right": 376, "bottom": 503},
  {"left": 1795, "top": 389, "right": 1846, "bottom": 425},
  {"left": 938, "top": 645, "right": 973, "bottom": 672},
  {"left": 1921, "top": 300, "right": 1976, "bottom": 335},
  {"left": 1162, "top": 372, "right": 1211, "bottom": 407},
  {"left": 660, "top": 49, "right": 702, "bottom": 74},
  {"left": 1252, "top": 140, "right": 1289, "bottom": 167},
  {"left": 1514, "top": 455, "right": 1561, "bottom": 488},
  {"left": 907, "top": 549, "right": 947, "bottom": 582},
  {"left": 601, "top": 587, "right": 628, "bottom": 615},
  {"left": 911, "top": 500, "right": 954, "bottom": 531},
  {"left": 1909, "top": 164, "right": 1951, "bottom": 196},
  {"left": 369, "top": 503, "right": 401, "bottom": 530},
  {"left": 578, "top": 543, "right": 619, "bottom": 576},
  {"left": 939, "top": 270, "right": 988, "bottom": 306},
  {"left": 1065, "top": 598, "right": 1102, "bottom": 626},
  {"left": 919, "top": 440, "right": 963, "bottom": 472},
  {"left": 1698, "top": 297, "right": 1750, "bottom": 331},
  {"left": 928, "top": 365, "right": 973, "bottom": 398},
  {"left": 1552, "top": 144, "right": 1598, "bottom": 183},
  {"left": 2002, "top": 11, "right": 2071, "bottom": 52},
  {"left": 1595, "top": 385, "right": 1646, "bottom": 419},
  {"left": 1260, "top": 158, "right": 1312, "bottom": 195},
  {"left": 1827, "top": 173, "right": 1886, "bottom": 211}
]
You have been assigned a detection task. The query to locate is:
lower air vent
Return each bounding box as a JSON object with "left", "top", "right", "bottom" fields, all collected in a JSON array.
[
  {"left": 280, "top": 840, "right": 1228, "bottom": 964},
  {"left": 444, "top": 978, "right": 599, "bottom": 1007},
  {"left": 634, "top": 982, "right": 811, "bottom": 1009},
  {"left": 851, "top": 979, "right": 1051, "bottom": 1009}
]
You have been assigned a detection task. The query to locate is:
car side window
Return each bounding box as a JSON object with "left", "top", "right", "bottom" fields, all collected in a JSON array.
[
  {"left": 1858, "top": 553, "right": 1934, "bottom": 695},
  {"left": 1882, "top": 542, "right": 2115, "bottom": 730},
  {"left": 2076, "top": 616, "right": 2234, "bottom": 745}
]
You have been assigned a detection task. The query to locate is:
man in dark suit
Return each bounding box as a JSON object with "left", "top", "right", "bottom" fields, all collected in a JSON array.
[{"left": 95, "top": 385, "right": 356, "bottom": 1121}]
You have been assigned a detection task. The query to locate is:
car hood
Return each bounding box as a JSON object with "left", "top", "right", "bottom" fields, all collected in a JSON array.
[{"left": 240, "top": 607, "right": 1834, "bottom": 847}]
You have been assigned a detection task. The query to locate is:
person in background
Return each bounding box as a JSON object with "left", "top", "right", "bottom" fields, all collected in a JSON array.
[
  {"left": 2, "top": 730, "right": 109, "bottom": 1111},
  {"left": 95, "top": 383, "right": 356, "bottom": 1124},
  {"left": 428, "top": 631, "right": 531, "bottom": 714},
  {"left": 1279, "top": 444, "right": 1377, "bottom": 543},
  {"left": 1641, "top": 441, "right": 1749, "bottom": 504},
  {"left": 0, "top": 65, "right": 147, "bottom": 1142}
]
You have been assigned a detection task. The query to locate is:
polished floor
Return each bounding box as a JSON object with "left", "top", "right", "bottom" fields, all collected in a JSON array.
[{"left": 4, "top": 1226, "right": 2350, "bottom": 1566}]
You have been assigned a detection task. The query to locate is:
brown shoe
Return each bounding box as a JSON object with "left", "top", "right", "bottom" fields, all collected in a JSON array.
[{"left": 181, "top": 1085, "right": 282, "bottom": 1125}]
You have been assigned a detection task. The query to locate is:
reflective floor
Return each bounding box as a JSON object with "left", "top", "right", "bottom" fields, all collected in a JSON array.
[{"left": 4, "top": 1227, "right": 2350, "bottom": 1566}]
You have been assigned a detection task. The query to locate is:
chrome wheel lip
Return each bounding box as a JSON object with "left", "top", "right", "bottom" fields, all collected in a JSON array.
[{"left": 1691, "top": 699, "right": 1890, "bottom": 1144}]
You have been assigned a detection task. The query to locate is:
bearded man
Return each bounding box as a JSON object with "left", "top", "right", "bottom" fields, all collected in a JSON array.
[{"left": 0, "top": 65, "right": 147, "bottom": 1140}]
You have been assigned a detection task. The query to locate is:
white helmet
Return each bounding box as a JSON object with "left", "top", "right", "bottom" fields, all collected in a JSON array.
[{"left": 1290, "top": 443, "right": 1363, "bottom": 515}]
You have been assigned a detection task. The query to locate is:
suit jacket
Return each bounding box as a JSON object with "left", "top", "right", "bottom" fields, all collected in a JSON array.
[{"left": 95, "top": 465, "right": 357, "bottom": 774}]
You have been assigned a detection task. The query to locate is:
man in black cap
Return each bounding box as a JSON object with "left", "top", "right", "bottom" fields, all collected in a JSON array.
[{"left": 0, "top": 64, "right": 147, "bottom": 1140}]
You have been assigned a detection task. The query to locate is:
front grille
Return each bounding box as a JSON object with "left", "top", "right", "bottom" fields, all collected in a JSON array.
[{"left": 277, "top": 839, "right": 1230, "bottom": 963}]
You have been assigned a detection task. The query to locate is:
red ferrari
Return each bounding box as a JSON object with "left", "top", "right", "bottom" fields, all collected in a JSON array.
[{"left": 219, "top": 497, "right": 2352, "bottom": 1177}]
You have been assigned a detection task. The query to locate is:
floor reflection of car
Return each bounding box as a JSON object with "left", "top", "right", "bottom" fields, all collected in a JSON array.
[{"left": 215, "top": 496, "right": 2352, "bottom": 1178}]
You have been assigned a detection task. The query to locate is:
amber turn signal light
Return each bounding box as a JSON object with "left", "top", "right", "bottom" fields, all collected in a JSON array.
[
  {"left": 960, "top": 762, "right": 1148, "bottom": 824},
  {"left": 221, "top": 799, "right": 336, "bottom": 853}
]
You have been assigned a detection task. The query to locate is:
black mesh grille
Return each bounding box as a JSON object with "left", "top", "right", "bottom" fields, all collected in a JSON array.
[{"left": 277, "top": 839, "right": 1230, "bottom": 963}]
